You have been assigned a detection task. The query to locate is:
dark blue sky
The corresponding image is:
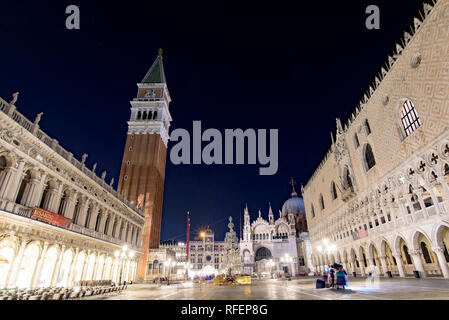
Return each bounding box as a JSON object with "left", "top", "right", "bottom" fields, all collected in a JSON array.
[{"left": 0, "top": 0, "right": 424, "bottom": 241}]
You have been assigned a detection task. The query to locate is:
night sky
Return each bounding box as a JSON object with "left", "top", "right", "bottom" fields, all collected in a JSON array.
[{"left": 0, "top": 1, "right": 424, "bottom": 241}]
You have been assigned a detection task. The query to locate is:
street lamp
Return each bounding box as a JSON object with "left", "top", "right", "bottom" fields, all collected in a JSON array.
[
  {"left": 117, "top": 245, "right": 132, "bottom": 285},
  {"left": 280, "top": 254, "right": 293, "bottom": 277}
]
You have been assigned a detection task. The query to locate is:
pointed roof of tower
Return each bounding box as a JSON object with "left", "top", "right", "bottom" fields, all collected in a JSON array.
[{"left": 141, "top": 48, "right": 166, "bottom": 84}]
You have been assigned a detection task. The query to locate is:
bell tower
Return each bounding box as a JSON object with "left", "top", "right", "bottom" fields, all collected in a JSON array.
[{"left": 117, "top": 49, "right": 172, "bottom": 280}]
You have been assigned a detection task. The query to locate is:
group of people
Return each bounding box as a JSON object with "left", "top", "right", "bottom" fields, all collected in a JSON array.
[{"left": 326, "top": 263, "right": 348, "bottom": 290}]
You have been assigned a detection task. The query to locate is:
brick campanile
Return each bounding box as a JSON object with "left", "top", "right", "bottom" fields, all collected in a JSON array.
[{"left": 118, "top": 49, "right": 172, "bottom": 280}]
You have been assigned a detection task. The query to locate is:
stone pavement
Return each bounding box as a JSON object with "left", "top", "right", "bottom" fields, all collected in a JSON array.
[{"left": 86, "top": 276, "right": 449, "bottom": 300}]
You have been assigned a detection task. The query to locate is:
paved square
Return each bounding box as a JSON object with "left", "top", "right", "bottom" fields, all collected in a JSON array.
[{"left": 88, "top": 277, "right": 449, "bottom": 300}]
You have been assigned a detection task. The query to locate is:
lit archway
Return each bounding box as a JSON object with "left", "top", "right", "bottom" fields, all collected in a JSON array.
[
  {"left": 16, "top": 243, "right": 40, "bottom": 289},
  {"left": 57, "top": 249, "right": 73, "bottom": 287},
  {"left": 38, "top": 246, "right": 59, "bottom": 287},
  {"left": 0, "top": 237, "right": 17, "bottom": 288}
]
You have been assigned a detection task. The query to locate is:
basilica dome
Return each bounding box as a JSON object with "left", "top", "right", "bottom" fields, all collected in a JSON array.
[{"left": 281, "top": 182, "right": 306, "bottom": 216}]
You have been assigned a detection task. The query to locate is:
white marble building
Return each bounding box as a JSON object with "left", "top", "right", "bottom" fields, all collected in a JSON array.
[
  {"left": 0, "top": 94, "right": 145, "bottom": 289},
  {"left": 239, "top": 182, "right": 314, "bottom": 276}
]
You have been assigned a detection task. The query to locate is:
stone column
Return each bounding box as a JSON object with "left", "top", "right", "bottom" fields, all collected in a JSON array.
[
  {"left": 379, "top": 255, "right": 388, "bottom": 275},
  {"left": 30, "top": 172, "right": 48, "bottom": 207},
  {"left": 5, "top": 160, "right": 26, "bottom": 202},
  {"left": 436, "top": 177, "right": 449, "bottom": 202},
  {"left": 410, "top": 250, "right": 426, "bottom": 278},
  {"left": 350, "top": 261, "right": 355, "bottom": 274},
  {"left": 63, "top": 191, "right": 77, "bottom": 219},
  {"left": 80, "top": 251, "right": 90, "bottom": 281},
  {"left": 30, "top": 242, "right": 49, "bottom": 288},
  {"left": 6, "top": 239, "right": 27, "bottom": 287},
  {"left": 415, "top": 190, "right": 429, "bottom": 218},
  {"left": 394, "top": 254, "right": 406, "bottom": 278},
  {"left": 67, "top": 248, "right": 80, "bottom": 287},
  {"left": 88, "top": 205, "right": 100, "bottom": 230},
  {"left": 51, "top": 245, "right": 66, "bottom": 286},
  {"left": 22, "top": 178, "right": 41, "bottom": 207},
  {"left": 0, "top": 166, "right": 16, "bottom": 199},
  {"left": 76, "top": 200, "right": 88, "bottom": 226},
  {"left": 358, "top": 260, "right": 366, "bottom": 276},
  {"left": 91, "top": 254, "right": 99, "bottom": 281},
  {"left": 49, "top": 183, "right": 63, "bottom": 213},
  {"left": 433, "top": 247, "right": 449, "bottom": 279}
]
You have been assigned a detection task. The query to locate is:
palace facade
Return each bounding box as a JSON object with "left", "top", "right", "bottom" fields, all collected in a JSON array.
[
  {"left": 303, "top": 0, "right": 449, "bottom": 278},
  {"left": 0, "top": 93, "right": 145, "bottom": 289}
]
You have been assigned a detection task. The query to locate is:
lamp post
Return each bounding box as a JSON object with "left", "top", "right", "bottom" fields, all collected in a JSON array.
[{"left": 115, "top": 245, "right": 133, "bottom": 285}]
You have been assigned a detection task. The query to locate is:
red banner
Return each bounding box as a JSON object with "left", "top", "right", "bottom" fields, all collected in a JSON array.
[{"left": 31, "top": 207, "right": 72, "bottom": 229}]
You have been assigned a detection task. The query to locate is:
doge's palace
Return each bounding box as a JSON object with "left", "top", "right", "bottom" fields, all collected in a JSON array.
[
  {"left": 0, "top": 94, "right": 145, "bottom": 289},
  {"left": 303, "top": 0, "right": 449, "bottom": 279}
]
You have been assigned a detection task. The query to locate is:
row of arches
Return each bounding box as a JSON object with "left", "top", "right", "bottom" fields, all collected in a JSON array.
[
  {"left": 136, "top": 110, "right": 158, "bottom": 121},
  {"left": 311, "top": 144, "right": 449, "bottom": 245},
  {"left": 312, "top": 224, "right": 449, "bottom": 278},
  {"left": 0, "top": 236, "right": 137, "bottom": 289}
]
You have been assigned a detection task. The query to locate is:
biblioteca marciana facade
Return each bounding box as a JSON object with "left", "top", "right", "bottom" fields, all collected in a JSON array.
[
  {"left": 0, "top": 95, "right": 146, "bottom": 289},
  {"left": 303, "top": 0, "right": 449, "bottom": 279}
]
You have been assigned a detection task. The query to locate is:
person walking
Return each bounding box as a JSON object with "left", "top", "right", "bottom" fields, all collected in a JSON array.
[{"left": 329, "top": 266, "right": 335, "bottom": 288}]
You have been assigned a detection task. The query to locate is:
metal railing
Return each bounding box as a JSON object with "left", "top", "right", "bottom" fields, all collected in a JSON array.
[{"left": 0, "top": 200, "right": 141, "bottom": 251}]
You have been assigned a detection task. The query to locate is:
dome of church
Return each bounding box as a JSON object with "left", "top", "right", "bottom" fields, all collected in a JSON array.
[{"left": 281, "top": 179, "right": 306, "bottom": 216}]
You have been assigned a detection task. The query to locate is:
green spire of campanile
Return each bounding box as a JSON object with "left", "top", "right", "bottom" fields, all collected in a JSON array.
[{"left": 141, "top": 48, "right": 166, "bottom": 84}]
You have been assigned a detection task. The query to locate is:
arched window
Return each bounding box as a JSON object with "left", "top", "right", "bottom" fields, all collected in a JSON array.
[
  {"left": 319, "top": 194, "right": 325, "bottom": 210},
  {"left": 364, "top": 144, "right": 376, "bottom": 171},
  {"left": 112, "top": 222, "right": 117, "bottom": 238},
  {"left": 119, "top": 224, "right": 124, "bottom": 240},
  {"left": 15, "top": 170, "right": 31, "bottom": 205},
  {"left": 142, "top": 111, "right": 147, "bottom": 120},
  {"left": 331, "top": 181, "right": 338, "bottom": 200},
  {"left": 0, "top": 156, "right": 7, "bottom": 187},
  {"left": 401, "top": 100, "right": 421, "bottom": 137},
  {"left": 364, "top": 119, "right": 371, "bottom": 136},
  {"left": 420, "top": 242, "right": 432, "bottom": 264},
  {"left": 72, "top": 200, "right": 80, "bottom": 223},
  {"left": 85, "top": 206, "right": 92, "bottom": 228},
  {"left": 137, "top": 111, "right": 142, "bottom": 120},
  {"left": 95, "top": 211, "right": 102, "bottom": 232},
  {"left": 311, "top": 205, "right": 315, "bottom": 218},
  {"left": 343, "top": 166, "right": 354, "bottom": 190},
  {"left": 403, "top": 245, "right": 412, "bottom": 265},
  {"left": 39, "top": 184, "right": 50, "bottom": 209},
  {"left": 153, "top": 110, "right": 158, "bottom": 119},
  {"left": 58, "top": 191, "right": 68, "bottom": 215},
  {"left": 353, "top": 133, "right": 360, "bottom": 149},
  {"left": 148, "top": 110, "right": 153, "bottom": 119},
  {"left": 104, "top": 217, "right": 110, "bottom": 235}
]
